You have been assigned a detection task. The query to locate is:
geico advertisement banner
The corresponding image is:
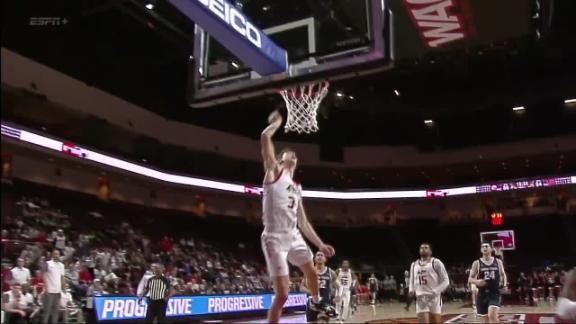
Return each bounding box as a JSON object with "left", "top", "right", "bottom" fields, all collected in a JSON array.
[
  {"left": 167, "top": 0, "right": 288, "bottom": 75},
  {"left": 95, "top": 293, "right": 307, "bottom": 321}
]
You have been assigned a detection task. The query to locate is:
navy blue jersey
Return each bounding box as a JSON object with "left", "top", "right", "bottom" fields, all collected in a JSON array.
[
  {"left": 318, "top": 267, "right": 332, "bottom": 302},
  {"left": 478, "top": 258, "right": 500, "bottom": 291}
]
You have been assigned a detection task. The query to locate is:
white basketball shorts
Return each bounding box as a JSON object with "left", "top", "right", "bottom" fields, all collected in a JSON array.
[
  {"left": 416, "top": 294, "right": 442, "bottom": 314},
  {"left": 261, "top": 230, "right": 313, "bottom": 277}
]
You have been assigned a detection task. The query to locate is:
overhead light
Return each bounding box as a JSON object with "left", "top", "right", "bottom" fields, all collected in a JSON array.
[
  {"left": 262, "top": 5, "right": 271, "bottom": 11},
  {"left": 145, "top": 3, "right": 154, "bottom": 10},
  {"left": 336, "top": 92, "right": 344, "bottom": 98},
  {"left": 564, "top": 98, "right": 576, "bottom": 104},
  {"left": 231, "top": 61, "right": 240, "bottom": 69},
  {"left": 188, "top": 55, "right": 194, "bottom": 60},
  {"left": 424, "top": 119, "right": 434, "bottom": 125},
  {"left": 348, "top": 95, "right": 355, "bottom": 100},
  {"left": 394, "top": 89, "right": 400, "bottom": 96},
  {"left": 512, "top": 106, "right": 525, "bottom": 111}
]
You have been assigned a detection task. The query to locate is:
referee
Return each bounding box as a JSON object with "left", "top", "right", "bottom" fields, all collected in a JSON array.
[{"left": 138, "top": 264, "right": 172, "bottom": 323}]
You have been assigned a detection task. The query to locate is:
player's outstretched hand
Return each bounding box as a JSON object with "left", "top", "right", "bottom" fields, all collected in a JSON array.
[
  {"left": 319, "top": 244, "right": 335, "bottom": 257},
  {"left": 268, "top": 110, "right": 283, "bottom": 125}
]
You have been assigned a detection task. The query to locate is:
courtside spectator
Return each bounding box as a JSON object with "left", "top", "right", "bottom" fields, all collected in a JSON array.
[
  {"left": 41, "top": 249, "right": 65, "bottom": 324},
  {"left": 52, "top": 229, "right": 67, "bottom": 251},
  {"left": 10, "top": 258, "right": 31, "bottom": 286},
  {"left": 2, "top": 283, "right": 34, "bottom": 324}
]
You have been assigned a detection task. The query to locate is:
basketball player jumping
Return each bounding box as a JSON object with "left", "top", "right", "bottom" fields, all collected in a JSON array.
[
  {"left": 468, "top": 243, "right": 508, "bottom": 323},
  {"left": 336, "top": 260, "right": 353, "bottom": 322},
  {"left": 408, "top": 243, "right": 450, "bottom": 324},
  {"left": 301, "top": 251, "right": 339, "bottom": 323},
  {"left": 261, "top": 110, "right": 336, "bottom": 323}
]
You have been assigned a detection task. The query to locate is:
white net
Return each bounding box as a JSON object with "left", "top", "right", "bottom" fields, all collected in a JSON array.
[{"left": 279, "top": 81, "right": 329, "bottom": 134}]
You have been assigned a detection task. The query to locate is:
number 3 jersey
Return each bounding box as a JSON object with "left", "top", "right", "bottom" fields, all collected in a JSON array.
[
  {"left": 262, "top": 169, "right": 302, "bottom": 233},
  {"left": 409, "top": 257, "right": 450, "bottom": 296}
]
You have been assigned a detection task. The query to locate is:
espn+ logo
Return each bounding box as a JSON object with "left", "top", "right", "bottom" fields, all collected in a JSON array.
[{"left": 196, "top": 0, "right": 262, "bottom": 48}]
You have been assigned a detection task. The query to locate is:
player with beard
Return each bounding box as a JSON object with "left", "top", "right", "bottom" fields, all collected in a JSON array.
[
  {"left": 301, "top": 251, "right": 339, "bottom": 323},
  {"left": 408, "top": 243, "right": 450, "bottom": 324}
]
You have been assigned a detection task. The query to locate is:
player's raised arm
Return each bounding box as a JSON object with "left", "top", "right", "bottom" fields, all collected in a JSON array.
[
  {"left": 261, "top": 110, "right": 283, "bottom": 172},
  {"left": 297, "top": 200, "right": 335, "bottom": 257}
]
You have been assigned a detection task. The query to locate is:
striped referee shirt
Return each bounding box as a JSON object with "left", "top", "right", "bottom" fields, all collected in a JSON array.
[{"left": 145, "top": 275, "right": 171, "bottom": 300}]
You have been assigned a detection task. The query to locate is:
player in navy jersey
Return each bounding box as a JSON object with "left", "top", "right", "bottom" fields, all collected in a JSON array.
[
  {"left": 301, "top": 251, "right": 339, "bottom": 323},
  {"left": 468, "top": 243, "right": 508, "bottom": 323}
]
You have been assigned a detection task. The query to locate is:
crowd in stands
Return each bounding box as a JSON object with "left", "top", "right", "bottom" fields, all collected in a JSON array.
[
  {"left": 515, "top": 267, "right": 567, "bottom": 305},
  {"left": 1, "top": 192, "right": 275, "bottom": 323}
]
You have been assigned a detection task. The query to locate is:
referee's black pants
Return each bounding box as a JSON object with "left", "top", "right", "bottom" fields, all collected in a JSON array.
[{"left": 146, "top": 298, "right": 168, "bottom": 323}]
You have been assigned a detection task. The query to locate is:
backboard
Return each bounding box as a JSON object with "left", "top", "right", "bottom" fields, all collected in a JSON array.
[
  {"left": 187, "top": 0, "right": 391, "bottom": 107},
  {"left": 480, "top": 230, "right": 516, "bottom": 251}
]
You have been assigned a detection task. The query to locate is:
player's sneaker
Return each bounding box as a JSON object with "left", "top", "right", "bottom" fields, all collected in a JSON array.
[
  {"left": 472, "top": 305, "right": 477, "bottom": 314},
  {"left": 323, "top": 304, "right": 338, "bottom": 318},
  {"left": 307, "top": 297, "right": 338, "bottom": 318}
]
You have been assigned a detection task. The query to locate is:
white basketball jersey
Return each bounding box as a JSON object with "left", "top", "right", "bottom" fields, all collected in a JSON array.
[
  {"left": 412, "top": 258, "right": 441, "bottom": 296},
  {"left": 337, "top": 269, "right": 353, "bottom": 290},
  {"left": 262, "top": 169, "right": 301, "bottom": 233}
]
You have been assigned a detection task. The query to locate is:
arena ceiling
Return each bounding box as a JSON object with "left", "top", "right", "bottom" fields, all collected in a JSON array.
[{"left": 2, "top": 0, "right": 576, "bottom": 149}]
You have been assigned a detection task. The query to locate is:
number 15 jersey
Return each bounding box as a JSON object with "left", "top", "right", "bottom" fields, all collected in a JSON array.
[
  {"left": 410, "top": 258, "right": 448, "bottom": 296},
  {"left": 262, "top": 169, "right": 302, "bottom": 233}
]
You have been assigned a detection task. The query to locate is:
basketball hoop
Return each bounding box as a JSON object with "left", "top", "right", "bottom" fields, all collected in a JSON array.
[
  {"left": 279, "top": 81, "right": 329, "bottom": 134},
  {"left": 494, "top": 246, "right": 503, "bottom": 258}
]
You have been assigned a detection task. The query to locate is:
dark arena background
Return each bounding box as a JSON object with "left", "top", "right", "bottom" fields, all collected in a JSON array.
[{"left": 1, "top": 0, "right": 576, "bottom": 323}]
